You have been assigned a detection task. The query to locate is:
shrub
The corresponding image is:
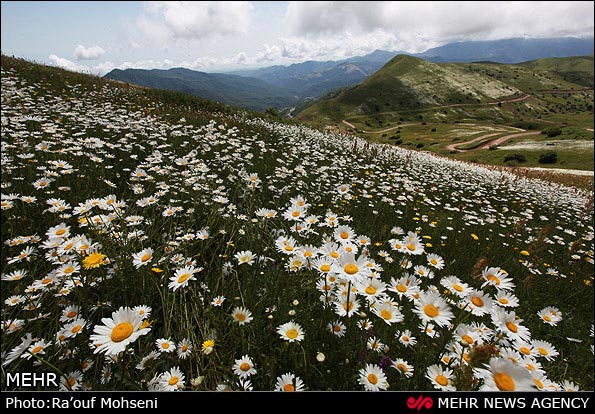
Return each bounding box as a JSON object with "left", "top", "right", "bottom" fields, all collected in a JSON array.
[
  {"left": 503, "top": 154, "right": 527, "bottom": 163},
  {"left": 543, "top": 126, "right": 562, "bottom": 138},
  {"left": 539, "top": 152, "right": 558, "bottom": 164}
]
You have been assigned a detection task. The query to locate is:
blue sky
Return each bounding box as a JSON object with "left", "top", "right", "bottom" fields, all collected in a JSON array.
[{"left": 1, "top": 1, "right": 593, "bottom": 74}]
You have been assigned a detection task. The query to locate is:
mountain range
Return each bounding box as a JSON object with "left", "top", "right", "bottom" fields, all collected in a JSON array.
[{"left": 104, "top": 37, "right": 593, "bottom": 112}]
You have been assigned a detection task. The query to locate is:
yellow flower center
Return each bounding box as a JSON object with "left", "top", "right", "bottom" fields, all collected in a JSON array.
[
  {"left": 471, "top": 296, "right": 484, "bottom": 307},
  {"left": 162, "top": 342, "right": 170, "bottom": 349},
  {"left": 291, "top": 211, "right": 300, "bottom": 217},
  {"left": 111, "top": 322, "right": 134, "bottom": 342},
  {"left": 380, "top": 309, "right": 392, "bottom": 320},
  {"left": 406, "top": 243, "right": 416, "bottom": 251},
  {"left": 31, "top": 346, "right": 43, "bottom": 354},
  {"left": 340, "top": 232, "right": 349, "bottom": 239},
  {"left": 520, "top": 346, "right": 531, "bottom": 355},
  {"left": 487, "top": 274, "right": 500, "bottom": 284},
  {"left": 320, "top": 264, "right": 331, "bottom": 272},
  {"left": 436, "top": 375, "right": 449, "bottom": 386},
  {"left": 63, "top": 266, "right": 75, "bottom": 274},
  {"left": 333, "top": 325, "right": 342, "bottom": 332},
  {"left": 402, "top": 335, "right": 409, "bottom": 341},
  {"left": 424, "top": 304, "right": 439, "bottom": 318},
  {"left": 41, "top": 278, "right": 52, "bottom": 285},
  {"left": 286, "top": 329, "right": 299, "bottom": 339},
  {"left": 506, "top": 321, "right": 518, "bottom": 333},
  {"left": 461, "top": 334, "right": 474, "bottom": 344},
  {"left": 330, "top": 251, "right": 339, "bottom": 259},
  {"left": 168, "top": 376, "right": 179, "bottom": 386},
  {"left": 343, "top": 302, "right": 354, "bottom": 311},
  {"left": 499, "top": 297, "right": 509, "bottom": 304},
  {"left": 304, "top": 251, "right": 312, "bottom": 257},
  {"left": 67, "top": 378, "right": 76, "bottom": 387},
  {"left": 397, "top": 363, "right": 408, "bottom": 372},
  {"left": 66, "top": 311, "right": 77, "bottom": 318},
  {"left": 344, "top": 263, "right": 358, "bottom": 275},
  {"left": 537, "top": 347, "right": 548, "bottom": 356},
  {"left": 533, "top": 378, "right": 544, "bottom": 389},
  {"left": 141, "top": 253, "right": 151, "bottom": 262},
  {"left": 453, "top": 284, "right": 463, "bottom": 292},
  {"left": 430, "top": 259, "right": 438, "bottom": 265},
  {"left": 235, "top": 313, "right": 246, "bottom": 322},
  {"left": 181, "top": 345, "right": 188, "bottom": 352},
  {"left": 56, "top": 229, "right": 66, "bottom": 236},
  {"left": 177, "top": 273, "right": 191, "bottom": 283},
  {"left": 396, "top": 284, "right": 408, "bottom": 293},
  {"left": 543, "top": 315, "right": 551, "bottom": 322},
  {"left": 283, "top": 384, "right": 295, "bottom": 392},
  {"left": 367, "top": 373, "right": 378, "bottom": 385},
  {"left": 240, "top": 362, "right": 251, "bottom": 371},
  {"left": 365, "top": 286, "right": 377, "bottom": 295},
  {"left": 71, "top": 325, "right": 82, "bottom": 334}
]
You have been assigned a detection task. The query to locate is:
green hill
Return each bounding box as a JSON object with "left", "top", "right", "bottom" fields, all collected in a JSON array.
[
  {"left": 297, "top": 55, "right": 592, "bottom": 125},
  {"left": 520, "top": 55, "right": 594, "bottom": 87}
]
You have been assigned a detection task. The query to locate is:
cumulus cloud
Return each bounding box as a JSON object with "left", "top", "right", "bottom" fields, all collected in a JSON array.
[
  {"left": 284, "top": 1, "right": 594, "bottom": 47},
  {"left": 73, "top": 45, "right": 106, "bottom": 60},
  {"left": 136, "top": 1, "right": 253, "bottom": 42},
  {"left": 48, "top": 55, "right": 91, "bottom": 73}
]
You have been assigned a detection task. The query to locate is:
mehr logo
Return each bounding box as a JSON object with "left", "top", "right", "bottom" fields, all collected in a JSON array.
[{"left": 407, "top": 395, "right": 434, "bottom": 412}]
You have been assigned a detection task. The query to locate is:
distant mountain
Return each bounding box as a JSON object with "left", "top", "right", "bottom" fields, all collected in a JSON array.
[
  {"left": 228, "top": 49, "right": 402, "bottom": 99},
  {"left": 296, "top": 54, "right": 592, "bottom": 125},
  {"left": 104, "top": 67, "right": 297, "bottom": 111},
  {"left": 417, "top": 37, "right": 594, "bottom": 63}
]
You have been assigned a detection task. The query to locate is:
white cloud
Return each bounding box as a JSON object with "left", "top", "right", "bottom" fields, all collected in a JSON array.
[
  {"left": 73, "top": 45, "right": 106, "bottom": 60},
  {"left": 284, "top": 1, "right": 594, "bottom": 47},
  {"left": 48, "top": 55, "right": 91, "bottom": 73},
  {"left": 137, "top": 1, "right": 253, "bottom": 42}
]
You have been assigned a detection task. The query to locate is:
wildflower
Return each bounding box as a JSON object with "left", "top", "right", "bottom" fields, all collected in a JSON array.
[
  {"left": 158, "top": 366, "right": 185, "bottom": 391},
  {"left": 82, "top": 252, "right": 107, "bottom": 269},
  {"left": 358, "top": 364, "right": 388, "bottom": 391},
  {"left": 392, "top": 358, "right": 414, "bottom": 378},
  {"left": 168, "top": 265, "right": 201, "bottom": 291},
  {"left": 235, "top": 250, "right": 255, "bottom": 265},
  {"left": 277, "top": 321, "right": 305, "bottom": 342},
  {"left": 413, "top": 290, "right": 454, "bottom": 327},
  {"left": 132, "top": 247, "right": 153, "bottom": 268},
  {"left": 232, "top": 355, "right": 257, "bottom": 378},
  {"left": 475, "top": 357, "right": 534, "bottom": 391},
  {"left": 231, "top": 306, "right": 253, "bottom": 326},
  {"left": 89, "top": 306, "right": 150, "bottom": 355},
  {"left": 426, "top": 364, "right": 455, "bottom": 391},
  {"left": 275, "top": 372, "right": 305, "bottom": 392},
  {"left": 201, "top": 339, "right": 215, "bottom": 355},
  {"left": 156, "top": 338, "right": 176, "bottom": 353},
  {"left": 328, "top": 320, "right": 347, "bottom": 337}
]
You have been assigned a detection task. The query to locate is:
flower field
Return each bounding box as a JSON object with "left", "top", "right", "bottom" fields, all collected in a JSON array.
[{"left": 1, "top": 56, "right": 593, "bottom": 391}]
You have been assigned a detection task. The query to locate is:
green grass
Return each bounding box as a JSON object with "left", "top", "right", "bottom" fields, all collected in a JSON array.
[{"left": 1, "top": 56, "right": 594, "bottom": 392}]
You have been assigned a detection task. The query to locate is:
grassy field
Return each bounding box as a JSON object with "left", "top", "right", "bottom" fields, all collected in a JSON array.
[{"left": 1, "top": 56, "right": 594, "bottom": 392}]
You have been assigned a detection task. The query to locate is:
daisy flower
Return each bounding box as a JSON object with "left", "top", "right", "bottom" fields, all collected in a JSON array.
[
  {"left": 328, "top": 320, "right": 347, "bottom": 337},
  {"left": 492, "top": 309, "right": 531, "bottom": 343},
  {"left": 156, "top": 338, "right": 176, "bottom": 353},
  {"left": 132, "top": 247, "right": 153, "bottom": 268},
  {"left": 59, "top": 370, "right": 83, "bottom": 391},
  {"left": 426, "top": 253, "right": 445, "bottom": 269},
  {"left": 136, "top": 351, "right": 160, "bottom": 371},
  {"left": 177, "top": 339, "right": 193, "bottom": 359},
  {"left": 168, "top": 265, "right": 201, "bottom": 291},
  {"left": 397, "top": 329, "right": 417, "bottom": 347},
  {"left": 22, "top": 339, "right": 50, "bottom": 359},
  {"left": 232, "top": 355, "right": 257, "bottom": 378},
  {"left": 231, "top": 306, "right": 253, "bottom": 326},
  {"left": 331, "top": 252, "right": 371, "bottom": 283},
  {"left": 235, "top": 250, "right": 255, "bottom": 265},
  {"left": 63, "top": 318, "right": 86, "bottom": 338},
  {"left": 358, "top": 363, "right": 388, "bottom": 391},
  {"left": 333, "top": 225, "right": 356, "bottom": 244},
  {"left": 537, "top": 307, "right": 562, "bottom": 326},
  {"left": 413, "top": 290, "right": 454, "bottom": 327},
  {"left": 463, "top": 290, "right": 493, "bottom": 316},
  {"left": 133, "top": 305, "right": 152, "bottom": 319},
  {"left": 159, "top": 366, "right": 185, "bottom": 391},
  {"left": 494, "top": 291, "right": 520, "bottom": 307},
  {"left": 373, "top": 301, "right": 404, "bottom": 325},
  {"left": 392, "top": 358, "right": 414, "bottom": 378},
  {"left": 475, "top": 357, "right": 534, "bottom": 391},
  {"left": 426, "top": 364, "right": 455, "bottom": 391},
  {"left": 89, "top": 306, "right": 151, "bottom": 355},
  {"left": 440, "top": 275, "right": 472, "bottom": 297},
  {"left": 275, "top": 372, "right": 305, "bottom": 392},
  {"left": 2, "top": 333, "right": 33, "bottom": 366},
  {"left": 277, "top": 321, "right": 305, "bottom": 342},
  {"left": 211, "top": 296, "right": 226, "bottom": 306},
  {"left": 481, "top": 267, "right": 515, "bottom": 291},
  {"left": 531, "top": 340, "right": 559, "bottom": 361}
]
